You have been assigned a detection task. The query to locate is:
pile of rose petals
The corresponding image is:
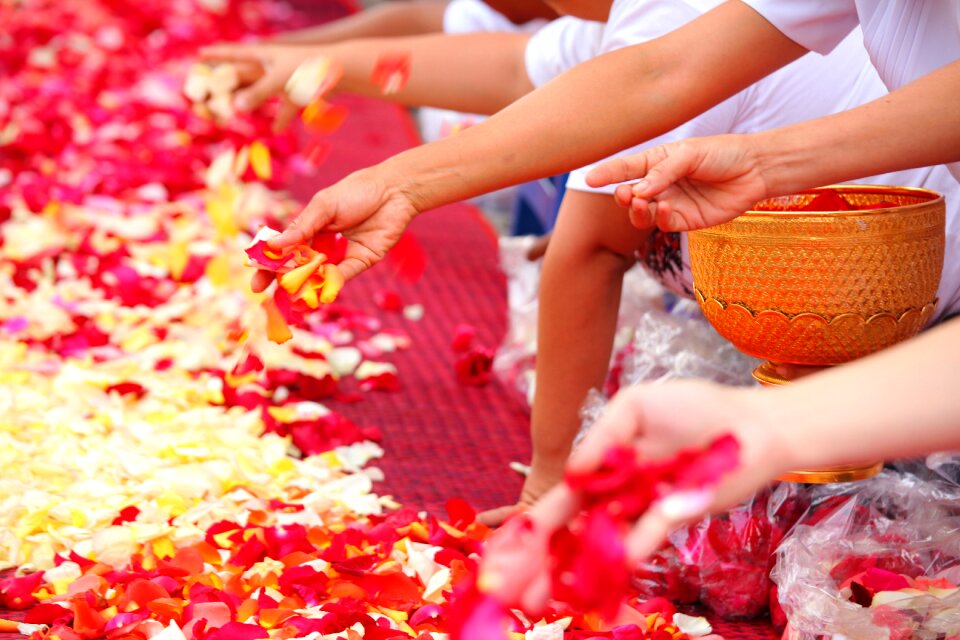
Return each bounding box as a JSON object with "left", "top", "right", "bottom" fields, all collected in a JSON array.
[
  {"left": 0, "top": 1, "right": 730, "bottom": 638},
  {"left": 0, "top": 0, "right": 407, "bottom": 592},
  {"left": 245, "top": 227, "right": 348, "bottom": 343},
  {"left": 449, "top": 438, "right": 740, "bottom": 640}
]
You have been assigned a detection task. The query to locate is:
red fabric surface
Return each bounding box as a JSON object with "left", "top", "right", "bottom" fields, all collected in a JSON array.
[{"left": 287, "top": 94, "right": 531, "bottom": 515}]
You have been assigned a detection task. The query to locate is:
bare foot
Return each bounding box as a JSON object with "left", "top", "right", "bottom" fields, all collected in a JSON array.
[{"left": 477, "top": 465, "right": 563, "bottom": 527}]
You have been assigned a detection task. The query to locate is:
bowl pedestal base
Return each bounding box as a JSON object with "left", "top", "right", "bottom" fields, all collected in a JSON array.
[{"left": 752, "top": 361, "right": 883, "bottom": 484}]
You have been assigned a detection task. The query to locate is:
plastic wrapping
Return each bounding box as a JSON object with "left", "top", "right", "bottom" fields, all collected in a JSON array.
[
  {"left": 492, "top": 236, "right": 540, "bottom": 406},
  {"left": 577, "top": 304, "right": 760, "bottom": 443},
  {"left": 493, "top": 237, "right": 665, "bottom": 407},
  {"left": 924, "top": 452, "right": 960, "bottom": 486},
  {"left": 616, "top": 302, "right": 759, "bottom": 389},
  {"left": 773, "top": 472, "right": 960, "bottom": 640},
  {"left": 630, "top": 482, "right": 812, "bottom": 620}
]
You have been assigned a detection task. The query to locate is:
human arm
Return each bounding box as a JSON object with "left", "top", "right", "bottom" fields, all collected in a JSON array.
[
  {"left": 481, "top": 317, "right": 960, "bottom": 610},
  {"left": 200, "top": 31, "right": 533, "bottom": 117},
  {"left": 567, "top": 316, "right": 960, "bottom": 560},
  {"left": 266, "top": 0, "right": 450, "bottom": 45},
  {"left": 477, "top": 190, "right": 647, "bottom": 525},
  {"left": 264, "top": 1, "right": 805, "bottom": 269},
  {"left": 586, "top": 59, "right": 960, "bottom": 231}
]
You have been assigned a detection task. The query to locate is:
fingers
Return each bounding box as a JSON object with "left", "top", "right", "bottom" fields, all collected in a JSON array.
[
  {"left": 625, "top": 489, "right": 714, "bottom": 563},
  {"left": 272, "top": 96, "right": 300, "bottom": 132},
  {"left": 653, "top": 199, "right": 688, "bottom": 232},
  {"left": 476, "top": 505, "right": 524, "bottom": 528},
  {"left": 233, "top": 61, "right": 266, "bottom": 85},
  {"left": 585, "top": 153, "right": 655, "bottom": 189},
  {"left": 630, "top": 144, "right": 697, "bottom": 200},
  {"left": 519, "top": 572, "right": 552, "bottom": 618},
  {"left": 624, "top": 510, "right": 675, "bottom": 564},
  {"left": 627, "top": 198, "right": 657, "bottom": 228},
  {"left": 613, "top": 184, "right": 634, "bottom": 208},
  {"left": 199, "top": 44, "right": 270, "bottom": 63},
  {"left": 527, "top": 484, "right": 581, "bottom": 534},
  {"left": 335, "top": 256, "right": 372, "bottom": 283},
  {"left": 269, "top": 197, "right": 335, "bottom": 249},
  {"left": 251, "top": 269, "right": 275, "bottom": 293},
  {"left": 234, "top": 70, "right": 288, "bottom": 113},
  {"left": 567, "top": 387, "right": 648, "bottom": 474}
]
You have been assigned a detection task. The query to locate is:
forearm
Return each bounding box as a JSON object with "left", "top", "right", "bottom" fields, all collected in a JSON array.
[
  {"left": 754, "top": 59, "right": 960, "bottom": 197},
  {"left": 531, "top": 192, "right": 644, "bottom": 466},
  {"left": 379, "top": 0, "right": 804, "bottom": 211},
  {"left": 750, "top": 319, "right": 960, "bottom": 471},
  {"left": 329, "top": 32, "right": 533, "bottom": 114},
  {"left": 270, "top": 1, "right": 449, "bottom": 44}
]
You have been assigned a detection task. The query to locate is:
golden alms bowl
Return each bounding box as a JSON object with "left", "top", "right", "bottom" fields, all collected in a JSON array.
[{"left": 689, "top": 185, "right": 945, "bottom": 370}]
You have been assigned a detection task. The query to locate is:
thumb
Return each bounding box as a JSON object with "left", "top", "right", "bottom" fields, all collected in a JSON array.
[
  {"left": 234, "top": 70, "right": 287, "bottom": 112},
  {"left": 336, "top": 239, "right": 391, "bottom": 282},
  {"left": 631, "top": 143, "right": 699, "bottom": 199},
  {"left": 624, "top": 489, "right": 714, "bottom": 563},
  {"left": 272, "top": 96, "right": 300, "bottom": 132},
  {"left": 269, "top": 196, "right": 336, "bottom": 249},
  {"left": 585, "top": 152, "right": 654, "bottom": 189}
]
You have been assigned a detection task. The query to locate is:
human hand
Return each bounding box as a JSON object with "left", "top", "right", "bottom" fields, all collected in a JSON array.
[
  {"left": 566, "top": 380, "right": 787, "bottom": 559},
  {"left": 251, "top": 168, "right": 420, "bottom": 292},
  {"left": 200, "top": 43, "right": 340, "bottom": 130},
  {"left": 482, "top": 380, "right": 789, "bottom": 612},
  {"left": 585, "top": 134, "right": 771, "bottom": 232}
]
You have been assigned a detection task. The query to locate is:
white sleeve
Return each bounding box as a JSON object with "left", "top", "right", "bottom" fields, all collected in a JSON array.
[
  {"left": 523, "top": 17, "right": 605, "bottom": 88},
  {"left": 740, "top": 0, "right": 859, "bottom": 55},
  {"left": 601, "top": 0, "right": 714, "bottom": 51},
  {"left": 566, "top": 0, "right": 739, "bottom": 194},
  {"left": 443, "top": 0, "right": 544, "bottom": 34}
]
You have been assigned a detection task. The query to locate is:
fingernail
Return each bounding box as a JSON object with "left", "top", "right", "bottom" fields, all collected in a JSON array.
[
  {"left": 656, "top": 489, "right": 713, "bottom": 521},
  {"left": 633, "top": 179, "right": 649, "bottom": 194},
  {"left": 234, "top": 96, "right": 250, "bottom": 112}
]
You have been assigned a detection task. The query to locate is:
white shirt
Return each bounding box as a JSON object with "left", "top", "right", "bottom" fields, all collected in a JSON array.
[
  {"left": 524, "top": 0, "right": 960, "bottom": 320},
  {"left": 422, "top": 0, "right": 549, "bottom": 145},
  {"left": 443, "top": 0, "right": 549, "bottom": 34},
  {"left": 742, "top": 0, "right": 960, "bottom": 181}
]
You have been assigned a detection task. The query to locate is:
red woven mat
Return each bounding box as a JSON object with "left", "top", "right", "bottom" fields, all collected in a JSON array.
[{"left": 286, "top": 93, "right": 531, "bottom": 515}]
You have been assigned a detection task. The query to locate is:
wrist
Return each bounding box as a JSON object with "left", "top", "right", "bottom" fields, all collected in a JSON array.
[
  {"left": 378, "top": 149, "right": 465, "bottom": 214},
  {"left": 732, "top": 387, "right": 799, "bottom": 479},
  {"left": 748, "top": 129, "right": 803, "bottom": 199}
]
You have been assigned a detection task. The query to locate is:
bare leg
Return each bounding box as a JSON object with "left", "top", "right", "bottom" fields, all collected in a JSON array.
[{"left": 478, "top": 190, "right": 650, "bottom": 525}]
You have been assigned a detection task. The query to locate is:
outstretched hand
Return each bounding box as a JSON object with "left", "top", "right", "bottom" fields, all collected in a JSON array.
[
  {"left": 563, "top": 381, "right": 784, "bottom": 561},
  {"left": 200, "top": 43, "right": 336, "bottom": 130},
  {"left": 482, "top": 380, "right": 788, "bottom": 613},
  {"left": 251, "top": 169, "right": 420, "bottom": 292},
  {"left": 585, "top": 134, "right": 772, "bottom": 231}
]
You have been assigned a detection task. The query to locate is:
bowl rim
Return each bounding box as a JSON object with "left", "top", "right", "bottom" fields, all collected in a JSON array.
[{"left": 741, "top": 184, "right": 945, "bottom": 218}]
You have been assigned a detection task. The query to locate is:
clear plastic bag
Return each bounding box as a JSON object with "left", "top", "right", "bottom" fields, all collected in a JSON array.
[
  {"left": 576, "top": 304, "right": 760, "bottom": 443},
  {"left": 773, "top": 471, "right": 960, "bottom": 640},
  {"left": 617, "top": 303, "right": 759, "bottom": 390},
  {"left": 492, "top": 237, "right": 541, "bottom": 407},
  {"left": 925, "top": 452, "right": 960, "bottom": 486},
  {"left": 630, "top": 482, "right": 812, "bottom": 620},
  {"left": 493, "top": 238, "right": 665, "bottom": 408}
]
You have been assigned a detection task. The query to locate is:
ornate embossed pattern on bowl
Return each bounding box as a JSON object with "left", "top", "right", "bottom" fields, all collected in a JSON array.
[{"left": 689, "top": 186, "right": 945, "bottom": 365}]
